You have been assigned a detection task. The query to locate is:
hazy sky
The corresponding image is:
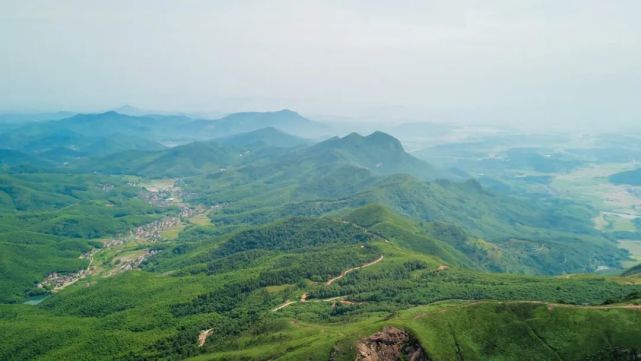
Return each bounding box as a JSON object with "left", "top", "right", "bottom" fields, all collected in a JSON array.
[{"left": 2, "top": 0, "right": 641, "bottom": 127}]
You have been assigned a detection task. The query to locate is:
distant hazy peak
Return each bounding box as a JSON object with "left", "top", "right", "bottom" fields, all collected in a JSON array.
[
  {"left": 99, "top": 111, "right": 121, "bottom": 117},
  {"left": 218, "top": 109, "right": 306, "bottom": 120},
  {"left": 112, "top": 105, "right": 151, "bottom": 116},
  {"left": 66, "top": 110, "right": 127, "bottom": 120},
  {"left": 322, "top": 131, "right": 405, "bottom": 151},
  {"left": 365, "top": 131, "right": 404, "bottom": 149}
]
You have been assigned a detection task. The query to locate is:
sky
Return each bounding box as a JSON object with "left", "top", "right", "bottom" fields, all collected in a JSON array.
[{"left": 1, "top": 0, "right": 641, "bottom": 128}]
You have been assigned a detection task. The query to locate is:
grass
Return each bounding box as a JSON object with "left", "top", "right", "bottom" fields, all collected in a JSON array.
[
  {"left": 161, "top": 223, "right": 187, "bottom": 240},
  {"left": 182, "top": 299, "right": 641, "bottom": 361},
  {"left": 3, "top": 213, "right": 641, "bottom": 360},
  {"left": 4, "top": 152, "right": 641, "bottom": 360},
  {"left": 395, "top": 300, "right": 641, "bottom": 361},
  {"left": 186, "top": 315, "right": 385, "bottom": 361},
  {"left": 141, "top": 178, "right": 176, "bottom": 192},
  {"left": 189, "top": 213, "right": 212, "bottom": 226}
]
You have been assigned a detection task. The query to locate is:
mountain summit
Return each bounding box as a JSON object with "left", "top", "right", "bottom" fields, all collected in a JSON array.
[
  {"left": 308, "top": 131, "right": 439, "bottom": 179},
  {"left": 211, "top": 109, "right": 328, "bottom": 138}
]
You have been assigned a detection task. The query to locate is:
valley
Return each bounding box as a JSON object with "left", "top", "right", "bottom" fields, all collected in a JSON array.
[
  {"left": 6, "top": 3, "right": 641, "bottom": 359},
  {"left": 543, "top": 163, "right": 641, "bottom": 271},
  {"left": 1, "top": 110, "right": 641, "bottom": 361},
  {"left": 32, "top": 179, "right": 214, "bottom": 293}
]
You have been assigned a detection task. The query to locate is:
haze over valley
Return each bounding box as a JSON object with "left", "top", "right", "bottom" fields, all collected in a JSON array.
[{"left": 3, "top": 1, "right": 641, "bottom": 360}]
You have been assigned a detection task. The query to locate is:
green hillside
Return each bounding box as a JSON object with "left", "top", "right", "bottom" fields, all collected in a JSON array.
[
  {"left": 1, "top": 211, "right": 640, "bottom": 360},
  {"left": 198, "top": 170, "right": 621, "bottom": 274},
  {"left": 1, "top": 122, "right": 641, "bottom": 360},
  {"left": 0, "top": 173, "right": 165, "bottom": 303},
  {"left": 306, "top": 131, "right": 442, "bottom": 179},
  {"left": 80, "top": 141, "right": 244, "bottom": 177},
  {"left": 623, "top": 263, "right": 641, "bottom": 277}
]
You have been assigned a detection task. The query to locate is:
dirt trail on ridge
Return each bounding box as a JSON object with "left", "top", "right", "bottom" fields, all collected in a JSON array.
[
  {"left": 272, "top": 255, "right": 385, "bottom": 312},
  {"left": 326, "top": 255, "right": 384, "bottom": 286}
]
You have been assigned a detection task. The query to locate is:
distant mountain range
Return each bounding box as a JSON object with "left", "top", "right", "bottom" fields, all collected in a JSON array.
[
  {"left": 0, "top": 111, "right": 76, "bottom": 124},
  {"left": 0, "top": 109, "right": 332, "bottom": 166},
  {"left": 75, "top": 129, "right": 446, "bottom": 182},
  {"left": 0, "top": 109, "right": 329, "bottom": 153},
  {"left": 3, "top": 107, "right": 639, "bottom": 360}
]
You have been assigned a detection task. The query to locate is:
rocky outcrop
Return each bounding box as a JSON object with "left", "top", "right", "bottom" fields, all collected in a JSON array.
[{"left": 355, "top": 326, "right": 429, "bottom": 361}]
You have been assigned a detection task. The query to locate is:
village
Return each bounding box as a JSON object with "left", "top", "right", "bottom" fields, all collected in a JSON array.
[{"left": 37, "top": 179, "right": 212, "bottom": 291}]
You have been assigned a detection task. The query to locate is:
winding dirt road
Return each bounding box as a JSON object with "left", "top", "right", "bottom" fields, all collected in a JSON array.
[
  {"left": 326, "top": 255, "right": 384, "bottom": 286},
  {"left": 272, "top": 300, "right": 297, "bottom": 312},
  {"left": 272, "top": 255, "right": 384, "bottom": 312}
]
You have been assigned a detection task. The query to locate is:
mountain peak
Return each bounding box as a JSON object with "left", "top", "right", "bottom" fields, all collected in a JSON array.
[
  {"left": 65, "top": 111, "right": 126, "bottom": 121},
  {"left": 365, "top": 131, "right": 404, "bottom": 150},
  {"left": 308, "top": 130, "right": 438, "bottom": 179},
  {"left": 332, "top": 131, "right": 404, "bottom": 152},
  {"left": 343, "top": 132, "right": 365, "bottom": 141},
  {"left": 101, "top": 110, "right": 122, "bottom": 117},
  {"left": 276, "top": 109, "right": 298, "bottom": 115},
  {"left": 318, "top": 131, "right": 404, "bottom": 150},
  {"left": 113, "top": 105, "right": 150, "bottom": 116},
  {"left": 212, "top": 109, "right": 327, "bottom": 138}
]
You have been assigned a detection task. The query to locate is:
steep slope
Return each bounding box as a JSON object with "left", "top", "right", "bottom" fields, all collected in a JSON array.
[
  {"left": 622, "top": 263, "right": 641, "bottom": 277},
  {"left": 355, "top": 327, "right": 428, "bottom": 361},
  {"left": 204, "top": 171, "right": 622, "bottom": 274},
  {"left": 343, "top": 204, "right": 478, "bottom": 269},
  {"left": 211, "top": 131, "right": 443, "bottom": 193},
  {"left": 343, "top": 176, "right": 621, "bottom": 274},
  {"left": 393, "top": 301, "right": 641, "bottom": 361},
  {"left": 102, "top": 131, "right": 623, "bottom": 275},
  {"left": 306, "top": 131, "right": 440, "bottom": 179},
  {"left": 3, "top": 211, "right": 640, "bottom": 360},
  {"left": 83, "top": 131, "right": 441, "bottom": 183}
]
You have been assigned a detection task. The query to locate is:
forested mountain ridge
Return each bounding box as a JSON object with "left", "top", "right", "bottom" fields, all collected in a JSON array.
[
  {"left": 0, "top": 109, "right": 327, "bottom": 150},
  {"left": 1, "top": 110, "right": 641, "bottom": 361}
]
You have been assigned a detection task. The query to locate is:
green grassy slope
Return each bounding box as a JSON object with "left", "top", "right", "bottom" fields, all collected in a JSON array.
[
  {"left": 2, "top": 127, "right": 641, "bottom": 360},
  {"left": 1, "top": 216, "right": 639, "bottom": 360}
]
